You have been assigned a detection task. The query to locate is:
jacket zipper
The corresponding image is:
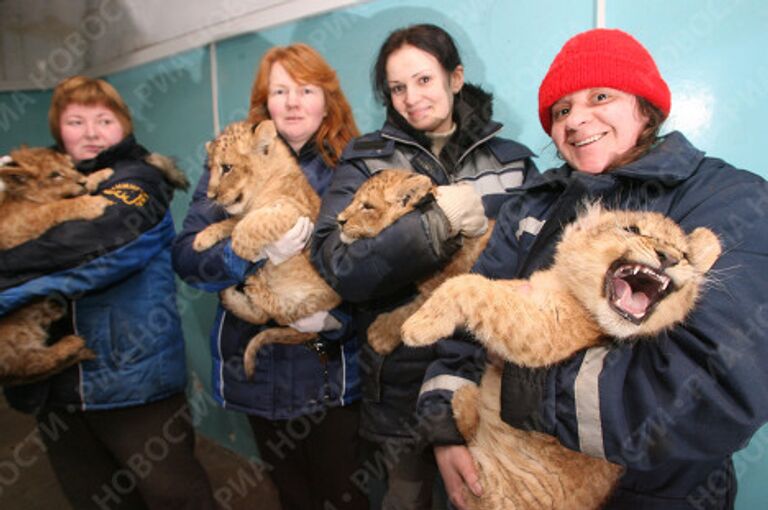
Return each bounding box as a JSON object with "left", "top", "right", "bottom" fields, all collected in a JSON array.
[
  {"left": 71, "top": 299, "right": 86, "bottom": 410},
  {"left": 457, "top": 126, "right": 502, "bottom": 166},
  {"left": 382, "top": 125, "right": 502, "bottom": 181},
  {"left": 381, "top": 133, "right": 450, "bottom": 182}
]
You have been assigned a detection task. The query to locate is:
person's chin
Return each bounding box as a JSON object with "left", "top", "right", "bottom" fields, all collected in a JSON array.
[
  {"left": 77, "top": 151, "right": 100, "bottom": 161},
  {"left": 409, "top": 117, "right": 436, "bottom": 131}
]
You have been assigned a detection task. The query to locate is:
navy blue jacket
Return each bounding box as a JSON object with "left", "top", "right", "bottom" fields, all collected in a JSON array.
[
  {"left": 419, "top": 132, "right": 768, "bottom": 509},
  {"left": 1, "top": 136, "right": 187, "bottom": 412},
  {"left": 172, "top": 143, "right": 361, "bottom": 419},
  {"left": 312, "top": 85, "right": 538, "bottom": 441}
]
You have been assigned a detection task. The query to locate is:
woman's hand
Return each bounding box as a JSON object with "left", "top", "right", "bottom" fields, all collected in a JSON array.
[
  {"left": 262, "top": 216, "right": 314, "bottom": 264},
  {"left": 435, "top": 183, "right": 488, "bottom": 237},
  {"left": 434, "top": 444, "right": 483, "bottom": 510}
]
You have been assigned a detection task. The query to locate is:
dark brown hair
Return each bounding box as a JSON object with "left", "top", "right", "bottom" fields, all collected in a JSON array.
[
  {"left": 373, "top": 24, "right": 462, "bottom": 108},
  {"left": 606, "top": 98, "right": 666, "bottom": 171}
]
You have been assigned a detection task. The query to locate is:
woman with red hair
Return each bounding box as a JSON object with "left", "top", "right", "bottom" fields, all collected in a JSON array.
[{"left": 173, "top": 44, "right": 366, "bottom": 510}]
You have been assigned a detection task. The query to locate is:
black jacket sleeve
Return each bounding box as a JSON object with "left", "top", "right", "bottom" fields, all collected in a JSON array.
[
  {"left": 0, "top": 156, "right": 172, "bottom": 290},
  {"left": 311, "top": 159, "right": 460, "bottom": 303}
]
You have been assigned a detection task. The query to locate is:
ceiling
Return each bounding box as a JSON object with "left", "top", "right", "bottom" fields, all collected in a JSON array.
[{"left": 0, "top": 0, "right": 364, "bottom": 91}]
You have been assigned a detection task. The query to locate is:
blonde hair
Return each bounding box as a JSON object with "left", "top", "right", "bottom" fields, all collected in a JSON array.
[
  {"left": 49, "top": 76, "right": 132, "bottom": 148},
  {"left": 248, "top": 43, "right": 359, "bottom": 166}
]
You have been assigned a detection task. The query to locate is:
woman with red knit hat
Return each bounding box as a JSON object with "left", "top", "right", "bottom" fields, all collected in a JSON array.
[{"left": 417, "top": 28, "right": 768, "bottom": 509}]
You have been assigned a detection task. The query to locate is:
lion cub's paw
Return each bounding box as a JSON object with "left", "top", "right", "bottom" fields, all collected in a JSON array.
[
  {"left": 230, "top": 234, "right": 263, "bottom": 262},
  {"left": 367, "top": 314, "right": 402, "bottom": 355},
  {"left": 193, "top": 225, "right": 224, "bottom": 252},
  {"left": 401, "top": 302, "right": 458, "bottom": 347},
  {"left": 230, "top": 215, "right": 270, "bottom": 261},
  {"left": 78, "top": 194, "right": 114, "bottom": 219},
  {"left": 84, "top": 168, "right": 114, "bottom": 192}
]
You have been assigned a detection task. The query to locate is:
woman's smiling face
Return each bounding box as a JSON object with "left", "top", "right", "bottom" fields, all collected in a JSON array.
[
  {"left": 385, "top": 44, "right": 464, "bottom": 134},
  {"left": 550, "top": 87, "right": 649, "bottom": 174}
]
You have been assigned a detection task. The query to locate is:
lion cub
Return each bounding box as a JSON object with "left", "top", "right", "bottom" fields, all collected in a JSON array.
[
  {"left": 0, "top": 146, "right": 188, "bottom": 385},
  {"left": 193, "top": 120, "right": 341, "bottom": 377},
  {"left": 0, "top": 147, "right": 113, "bottom": 384},
  {"left": 337, "top": 169, "right": 493, "bottom": 354},
  {"left": 0, "top": 147, "right": 114, "bottom": 250},
  {"left": 401, "top": 204, "right": 722, "bottom": 510}
]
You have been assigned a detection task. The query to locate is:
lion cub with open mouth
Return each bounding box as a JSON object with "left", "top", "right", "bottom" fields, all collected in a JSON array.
[{"left": 401, "top": 203, "right": 722, "bottom": 510}]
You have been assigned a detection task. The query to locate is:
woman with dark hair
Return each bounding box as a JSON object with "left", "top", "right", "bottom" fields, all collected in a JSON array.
[
  {"left": 312, "top": 24, "right": 537, "bottom": 509},
  {"left": 173, "top": 44, "right": 367, "bottom": 510},
  {"left": 417, "top": 28, "right": 768, "bottom": 510}
]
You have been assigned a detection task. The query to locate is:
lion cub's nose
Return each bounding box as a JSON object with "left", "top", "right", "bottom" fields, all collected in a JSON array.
[{"left": 337, "top": 216, "right": 347, "bottom": 227}]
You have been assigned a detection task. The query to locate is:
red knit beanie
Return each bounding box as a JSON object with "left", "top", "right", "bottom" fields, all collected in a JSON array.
[{"left": 538, "top": 28, "right": 671, "bottom": 135}]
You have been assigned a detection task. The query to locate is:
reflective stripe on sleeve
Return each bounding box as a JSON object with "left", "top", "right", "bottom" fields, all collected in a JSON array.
[
  {"left": 515, "top": 216, "right": 545, "bottom": 240},
  {"left": 419, "top": 374, "right": 475, "bottom": 396},
  {"left": 574, "top": 346, "right": 610, "bottom": 459}
]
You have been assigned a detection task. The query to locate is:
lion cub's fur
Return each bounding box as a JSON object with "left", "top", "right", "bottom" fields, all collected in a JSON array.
[
  {"left": 337, "top": 169, "right": 493, "bottom": 354},
  {"left": 0, "top": 147, "right": 114, "bottom": 250},
  {"left": 0, "top": 146, "right": 188, "bottom": 385},
  {"left": 402, "top": 204, "right": 722, "bottom": 510},
  {"left": 193, "top": 120, "right": 341, "bottom": 377},
  {"left": 0, "top": 147, "right": 110, "bottom": 384}
]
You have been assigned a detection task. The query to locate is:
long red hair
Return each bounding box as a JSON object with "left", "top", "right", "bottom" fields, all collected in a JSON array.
[{"left": 248, "top": 43, "right": 358, "bottom": 167}]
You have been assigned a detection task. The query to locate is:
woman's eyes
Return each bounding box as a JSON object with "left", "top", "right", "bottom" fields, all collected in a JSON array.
[
  {"left": 390, "top": 84, "right": 405, "bottom": 95},
  {"left": 593, "top": 92, "right": 610, "bottom": 102},
  {"left": 552, "top": 106, "right": 570, "bottom": 119},
  {"left": 270, "top": 86, "right": 319, "bottom": 96},
  {"left": 390, "top": 75, "right": 432, "bottom": 96}
]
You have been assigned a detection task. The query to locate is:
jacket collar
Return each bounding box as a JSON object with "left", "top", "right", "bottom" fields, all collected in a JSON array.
[
  {"left": 74, "top": 134, "right": 148, "bottom": 174},
  {"left": 527, "top": 131, "right": 704, "bottom": 193},
  {"left": 609, "top": 131, "right": 704, "bottom": 184}
]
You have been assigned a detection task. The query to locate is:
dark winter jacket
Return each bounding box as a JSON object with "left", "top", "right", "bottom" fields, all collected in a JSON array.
[
  {"left": 1, "top": 135, "right": 187, "bottom": 412},
  {"left": 172, "top": 142, "right": 360, "bottom": 419},
  {"left": 311, "top": 85, "right": 537, "bottom": 441},
  {"left": 419, "top": 131, "right": 768, "bottom": 509}
]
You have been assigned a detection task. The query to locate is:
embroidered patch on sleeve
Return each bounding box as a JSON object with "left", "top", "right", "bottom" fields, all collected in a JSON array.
[{"left": 102, "top": 183, "right": 149, "bottom": 206}]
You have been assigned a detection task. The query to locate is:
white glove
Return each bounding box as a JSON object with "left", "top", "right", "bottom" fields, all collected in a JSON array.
[
  {"left": 289, "top": 310, "right": 342, "bottom": 333},
  {"left": 435, "top": 183, "right": 488, "bottom": 237},
  {"left": 262, "top": 216, "right": 314, "bottom": 265}
]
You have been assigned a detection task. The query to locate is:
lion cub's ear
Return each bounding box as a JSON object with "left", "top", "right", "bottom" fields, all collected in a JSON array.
[
  {"left": 0, "top": 165, "right": 33, "bottom": 185},
  {"left": 686, "top": 227, "right": 722, "bottom": 272},
  {"left": 385, "top": 172, "right": 433, "bottom": 207},
  {"left": 252, "top": 120, "right": 278, "bottom": 156},
  {"left": 0, "top": 165, "right": 34, "bottom": 201}
]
